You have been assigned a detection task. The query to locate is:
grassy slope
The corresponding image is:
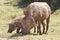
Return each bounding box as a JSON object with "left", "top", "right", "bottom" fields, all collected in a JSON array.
[
  {"left": 0, "top": 0, "right": 23, "bottom": 36},
  {"left": 0, "top": 0, "right": 60, "bottom": 40}
]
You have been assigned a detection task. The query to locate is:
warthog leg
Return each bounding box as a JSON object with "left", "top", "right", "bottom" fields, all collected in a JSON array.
[
  {"left": 41, "top": 21, "right": 45, "bottom": 34},
  {"left": 16, "top": 27, "right": 21, "bottom": 33},
  {"left": 34, "top": 26, "right": 36, "bottom": 33},
  {"left": 37, "top": 21, "right": 42, "bottom": 35},
  {"left": 45, "top": 16, "right": 50, "bottom": 34}
]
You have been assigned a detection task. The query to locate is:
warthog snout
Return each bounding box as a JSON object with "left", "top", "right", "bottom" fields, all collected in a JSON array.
[
  {"left": 8, "top": 29, "right": 12, "bottom": 33},
  {"left": 8, "top": 23, "right": 16, "bottom": 33}
]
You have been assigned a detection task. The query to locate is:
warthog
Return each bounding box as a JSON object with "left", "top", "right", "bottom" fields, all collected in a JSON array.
[
  {"left": 8, "top": 15, "right": 25, "bottom": 33},
  {"left": 8, "top": 15, "right": 36, "bottom": 35},
  {"left": 24, "top": 2, "right": 51, "bottom": 35}
]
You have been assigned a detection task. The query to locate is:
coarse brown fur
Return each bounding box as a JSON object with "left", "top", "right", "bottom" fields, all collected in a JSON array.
[
  {"left": 24, "top": 2, "right": 51, "bottom": 35},
  {"left": 8, "top": 15, "right": 25, "bottom": 33},
  {"left": 8, "top": 15, "right": 36, "bottom": 35}
]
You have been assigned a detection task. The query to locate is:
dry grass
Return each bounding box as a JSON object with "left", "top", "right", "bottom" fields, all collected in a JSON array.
[{"left": 0, "top": 0, "right": 60, "bottom": 40}]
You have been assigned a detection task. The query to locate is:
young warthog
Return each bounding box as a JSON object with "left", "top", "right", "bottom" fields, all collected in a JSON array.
[
  {"left": 8, "top": 15, "right": 36, "bottom": 35},
  {"left": 8, "top": 15, "right": 25, "bottom": 33},
  {"left": 24, "top": 2, "right": 51, "bottom": 35}
]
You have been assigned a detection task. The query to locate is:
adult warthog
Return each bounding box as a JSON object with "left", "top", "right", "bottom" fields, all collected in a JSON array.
[{"left": 24, "top": 2, "right": 51, "bottom": 35}]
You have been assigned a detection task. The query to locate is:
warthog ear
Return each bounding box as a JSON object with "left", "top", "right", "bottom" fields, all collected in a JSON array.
[
  {"left": 24, "top": 8, "right": 29, "bottom": 16},
  {"left": 24, "top": 10, "right": 27, "bottom": 15}
]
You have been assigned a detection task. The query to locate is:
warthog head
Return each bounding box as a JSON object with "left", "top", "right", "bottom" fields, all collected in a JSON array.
[
  {"left": 8, "top": 21, "right": 17, "bottom": 33},
  {"left": 8, "top": 16, "right": 24, "bottom": 33}
]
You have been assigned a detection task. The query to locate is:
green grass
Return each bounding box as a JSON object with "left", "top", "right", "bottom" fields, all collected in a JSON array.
[
  {"left": 0, "top": 4, "right": 24, "bottom": 37},
  {"left": 0, "top": 0, "right": 60, "bottom": 40},
  {"left": 0, "top": 8, "right": 60, "bottom": 40}
]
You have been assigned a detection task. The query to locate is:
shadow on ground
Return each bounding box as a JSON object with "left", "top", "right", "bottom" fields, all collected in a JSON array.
[
  {"left": 10, "top": 33, "right": 24, "bottom": 38},
  {"left": 10, "top": 33, "right": 37, "bottom": 38}
]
